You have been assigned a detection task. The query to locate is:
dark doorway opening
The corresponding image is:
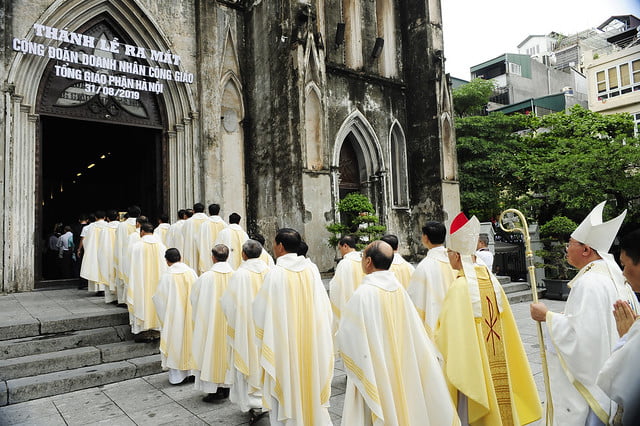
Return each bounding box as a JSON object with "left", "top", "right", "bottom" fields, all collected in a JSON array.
[
  {"left": 39, "top": 116, "right": 163, "bottom": 280},
  {"left": 338, "top": 133, "right": 362, "bottom": 200}
]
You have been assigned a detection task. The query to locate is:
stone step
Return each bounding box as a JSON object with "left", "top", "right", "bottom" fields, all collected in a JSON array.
[
  {"left": 506, "top": 289, "right": 545, "bottom": 304},
  {"left": 502, "top": 282, "right": 530, "bottom": 294},
  {"left": 0, "top": 310, "right": 129, "bottom": 341},
  {"left": 496, "top": 275, "right": 511, "bottom": 285},
  {"left": 97, "top": 340, "right": 159, "bottom": 363},
  {"left": 0, "top": 339, "right": 159, "bottom": 381},
  {"left": 0, "top": 326, "right": 131, "bottom": 360},
  {"left": 0, "top": 347, "right": 101, "bottom": 381},
  {"left": 4, "top": 354, "right": 162, "bottom": 405}
]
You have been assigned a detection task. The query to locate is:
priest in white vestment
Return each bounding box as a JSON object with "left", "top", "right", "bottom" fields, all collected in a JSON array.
[
  {"left": 182, "top": 203, "right": 209, "bottom": 270},
  {"left": 127, "top": 222, "right": 167, "bottom": 339},
  {"left": 597, "top": 229, "right": 640, "bottom": 426},
  {"left": 80, "top": 210, "right": 107, "bottom": 293},
  {"left": 337, "top": 240, "right": 460, "bottom": 426},
  {"left": 531, "top": 201, "right": 639, "bottom": 425},
  {"left": 220, "top": 240, "right": 270, "bottom": 416},
  {"left": 329, "top": 235, "right": 365, "bottom": 336},
  {"left": 252, "top": 234, "right": 275, "bottom": 267},
  {"left": 407, "top": 221, "right": 457, "bottom": 336},
  {"left": 215, "top": 213, "right": 249, "bottom": 270},
  {"left": 122, "top": 217, "right": 146, "bottom": 289},
  {"left": 153, "top": 214, "right": 171, "bottom": 245},
  {"left": 165, "top": 209, "right": 189, "bottom": 254},
  {"left": 153, "top": 248, "right": 198, "bottom": 385},
  {"left": 197, "top": 204, "right": 227, "bottom": 275},
  {"left": 191, "top": 244, "right": 234, "bottom": 402},
  {"left": 253, "top": 228, "right": 334, "bottom": 426},
  {"left": 380, "top": 234, "right": 415, "bottom": 289},
  {"left": 114, "top": 206, "right": 140, "bottom": 304},
  {"left": 96, "top": 210, "right": 120, "bottom": 303}
]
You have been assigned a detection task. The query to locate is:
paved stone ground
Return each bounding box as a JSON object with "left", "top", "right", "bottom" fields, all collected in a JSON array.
[{"left": 0, "top": 289, "right": 565, "bottom": 425}]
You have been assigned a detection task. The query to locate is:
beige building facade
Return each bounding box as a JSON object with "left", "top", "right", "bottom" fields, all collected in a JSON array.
[{"left": 585, "top": 44, "right": 640, "bottom": 132}]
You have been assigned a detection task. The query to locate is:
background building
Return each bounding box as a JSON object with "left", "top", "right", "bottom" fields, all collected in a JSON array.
[
  {"left": 470, "top": 53, "right": 587, "bottom": 113},
  {"left": 584, "top": 43, "right": 640, "bottom": 132},
  {"left": 0, "top": 0, "right": 459, "bottom": 291}
]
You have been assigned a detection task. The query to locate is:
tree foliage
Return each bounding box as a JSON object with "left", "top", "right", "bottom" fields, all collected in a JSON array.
[
  {"left": 456, "top": 105, "right": 640, "bottom": 225},
  {"left": 452, "top": 78, "right": 495, "bottom": 117},
  {"left": 326, "top": 193, "right": 386, "bottom": 249}
]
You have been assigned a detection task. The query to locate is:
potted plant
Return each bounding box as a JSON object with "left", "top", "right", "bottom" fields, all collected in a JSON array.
[
  {"left": 326, "top": 193, "right": 386, "bottom": 250},
  {"left": 536, "top": 216, "right": 578, "bottom": 300}
]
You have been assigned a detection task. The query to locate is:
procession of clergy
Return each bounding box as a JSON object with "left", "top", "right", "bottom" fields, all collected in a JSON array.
[{"left": 78, "top": 200, "right": 640, "bottom": 426}]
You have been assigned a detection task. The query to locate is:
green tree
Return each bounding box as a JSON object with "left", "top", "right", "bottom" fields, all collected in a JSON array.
[
  {"left": 326, "top": 193, "right": 386, "bottom": 250},
  {"left": 520, "top": 105, "right": 640, "bottom": 223},
  {"left": 452, "top": 78, "right": 495, "bottom": 117},
  {"left": 455, "top": 105, "right": 640, "bottom": 224},
  {"left": 455, "top": 112, "right": 528, "bottom": 220}
]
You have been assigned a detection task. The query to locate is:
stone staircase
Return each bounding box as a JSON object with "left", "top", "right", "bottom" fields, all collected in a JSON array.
[
  {"left": 496, "top": 276, "right": 545, "bottom": 303},
  {"left": 0, "top": 292, "right": 162, "bottom": 406}
]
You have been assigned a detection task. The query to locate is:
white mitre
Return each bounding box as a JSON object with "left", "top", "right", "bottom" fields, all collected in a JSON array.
[
  {"left": 571, "top": 201, "right": 626, "bottom": 253},
  {"left": 447, "top": 212, "right": 480, "bottom": 255},
  {"left": 447, "top": 212, "right": 499, "bottom": 316}
]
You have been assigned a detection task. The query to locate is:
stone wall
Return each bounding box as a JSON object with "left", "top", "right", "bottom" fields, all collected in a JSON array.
[{"left": 0, "top": 0, "right": 459, "bottom": 289}]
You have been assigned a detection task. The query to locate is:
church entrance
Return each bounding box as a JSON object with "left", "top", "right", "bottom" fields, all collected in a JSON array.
[
  {"left": 38, "top": 116, "right": 164, "bottom": 280},
  {"left": 338, "top": 132, "right": 363, "bottom": 199}
]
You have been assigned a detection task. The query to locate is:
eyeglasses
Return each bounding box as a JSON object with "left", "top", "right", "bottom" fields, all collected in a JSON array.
[{"left": 564, "top": 241, "right": 584, "bottom": 249}]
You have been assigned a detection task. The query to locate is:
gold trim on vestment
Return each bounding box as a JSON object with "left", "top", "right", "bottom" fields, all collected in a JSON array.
[
  {"left": 341, "top": 352, "right": 381, "bottom": 406},
  {"left": 479, "top": 273, "right": 514, "bottom": 423},
  {"left": 547, "top": 313, "right": 609, "bottom": 424}
]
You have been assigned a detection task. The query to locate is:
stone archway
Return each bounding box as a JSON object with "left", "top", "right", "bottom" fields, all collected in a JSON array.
[
  {"left": 332, "top": 110, "right": 386, "bottom": 222},
  {"left": 2, "top": 0, "right": 197, "bottom": 291}
]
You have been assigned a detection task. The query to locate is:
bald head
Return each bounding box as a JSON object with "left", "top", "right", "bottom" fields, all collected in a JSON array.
[{"left": 362, "top": 240, "right": 394, "bottom": 274}]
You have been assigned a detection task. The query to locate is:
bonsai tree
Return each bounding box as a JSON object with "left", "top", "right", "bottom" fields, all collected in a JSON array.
[
  {"left": 326, "top": 193, "right": 386, "bottom": 250},
  {"left": 536, "top": 216, "right": 578, "bottom": 280}
]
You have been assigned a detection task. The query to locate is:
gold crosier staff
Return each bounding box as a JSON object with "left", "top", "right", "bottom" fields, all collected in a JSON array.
[{"left": 498, "top": 208, "right": 553, "bottom": 425}]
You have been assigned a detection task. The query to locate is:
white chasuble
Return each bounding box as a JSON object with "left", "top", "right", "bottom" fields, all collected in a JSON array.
[
  {"left": 153, "top": 262, "right": 198, "bottom": 371},
  {"left": 389, "top": 253, "right": 415, "bottom": 289},
  {"left": 80, "top": 220, "right": 107, "bottom": 285},
  {"left": 253, "top": 253, "right": 334, "bottom": 426},
  {"left": 115, "top": 218, "right": 137, "bottom": 280},
  {"left": 197, "top": 216, "right": 227, "bottom": 274},
  {"left": 114, "top": 218, "right": 137, "bottom": 303},
  {"left": 546, "top": 260, "right": 640, "bottom": 425},
  {"left": 215, "top": 224, "right": 250, "bottom": 270},
  {"left": 165, "top": 219, "right": 186, "bottom": 253},
  {"left": 153, "top": 223, "right": 171, "bottom": 245},
  {"left": 97, "top": 221, "right": 119, "bottom": 303},
  {"left": 329, "top": 251, "right": 365, "bottom": 335},
  {"left": 260, "top": 248, "right": 275, "bottom": 267},
  {"left": 407, "top": 245, "right": 457, "bottom": 337},
  {"left": 126, "top": 235, "right": 167, "bottom": 334},
  {"left": 220, "top": 258, "right": 269, "bottom": 411},
  {"left": 337, "top": 271, "right": 459, "bottom": 426},
  {"left": 191, "top": 262, "right": 234, "bottom": 390},
  {"left": 597, "top": 319, "right": 640, "bottom": 425},
  {"left": 182, "top": 213, "right": 208, "bottom": 270},
  {"left": 122, "top": 231, "right": 141, "bottom": 286}
]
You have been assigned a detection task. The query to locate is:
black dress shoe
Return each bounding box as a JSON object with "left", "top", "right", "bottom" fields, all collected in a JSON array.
[
  {"left": 202, "top": 387, "right": 230, "bottom": 403},
  {"left": 175, "top": 375, "right": 195, "bottom": 385},
  {"left": 95, "top": 291, "right": 105, "bottom": 297},
  {"left": 250, "top": 408, "right": 269, "bottom": 425}
]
